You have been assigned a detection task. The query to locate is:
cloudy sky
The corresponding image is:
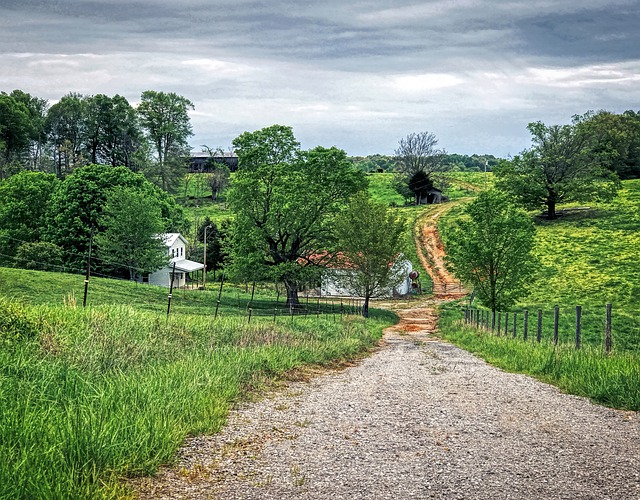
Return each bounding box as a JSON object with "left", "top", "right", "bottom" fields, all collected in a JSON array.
[{"left": 1, "top": 0, "right": 639, "bottom": 157}]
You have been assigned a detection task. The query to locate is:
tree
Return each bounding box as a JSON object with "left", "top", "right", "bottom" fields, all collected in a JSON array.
[
  {"left": 45, "top": 92, "right": 87, "bottom": 177},
  {"left": 574, "top": 110, "right": 640, "bottom": 180},
  {"left": 228, "top": 125, "right": 366, "bottom": 306},
  {"left": 0, "top": 171, "right": 59, "bottom": 258},
  {"left": 204, "top": 163, "right": 230, "bottom": 200},
  {"left": 7, "top": 90, "right": 49, "bottom": 172},
  {"left": 442, "top": 190, "right": 537, "bottom": 313},
  {"left": 394, "top": 131, "right": 450, "bottom": 204},
  {"left": 0, "top": 92, "right": 33, "bottom": 178},
  {"left": 333, "top": 192, "right": 408, "bottom": 317},
  {"left": 84, "top": 94, "right": 142, "bottom": 169},
  {"left": 137, "top": 91, "right": 194, "bottom": 192},
  {"left": 95, "top": 187, "right": 168, "bottom": 280},
  {"left": 14, "top": 242, "right": 64, "bottom": 272},
  {"left": 494, "top": 121, "right": 620, "bottom": 220},
  {"left": 44, "top": 164, "right": 185, "bottom": 271}
]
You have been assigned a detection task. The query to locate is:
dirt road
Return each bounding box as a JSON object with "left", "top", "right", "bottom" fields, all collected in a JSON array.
[{"left": 135, "top": 298, "right": 639, "bottom": 499}]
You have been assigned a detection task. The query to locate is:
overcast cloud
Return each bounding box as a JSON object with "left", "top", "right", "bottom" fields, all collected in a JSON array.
[{"left": 1, "top": 0, "right": 639, "bottom": 156}]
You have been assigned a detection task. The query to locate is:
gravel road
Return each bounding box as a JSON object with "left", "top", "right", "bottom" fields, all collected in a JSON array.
[{"left": 136, "top": 302, "right": 639, "bottom": 499}]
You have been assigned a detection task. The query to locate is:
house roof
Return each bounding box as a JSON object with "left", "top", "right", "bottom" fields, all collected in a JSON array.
[
  {"left": 172, "top": 259, "right": 205, "bottom": 272},
  {"left": 159, "top": 233, "right": 186, "bottom": 248}
]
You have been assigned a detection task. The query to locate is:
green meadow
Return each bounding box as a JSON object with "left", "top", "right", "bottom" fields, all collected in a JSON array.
[{"left": 0, "top": 268, "right": 395, "bottom": 498}]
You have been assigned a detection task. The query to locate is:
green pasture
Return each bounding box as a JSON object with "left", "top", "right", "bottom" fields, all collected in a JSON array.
[{"left": 0, "top": 267, "right": 394, "bottom": 498}]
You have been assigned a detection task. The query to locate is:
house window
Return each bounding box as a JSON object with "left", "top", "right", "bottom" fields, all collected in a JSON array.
[
  {"left": 171, "top": 249, "right": 175, "bottom": 258},
  {"left": 181, "top": 247, "right": 183, "bottom": 257}
]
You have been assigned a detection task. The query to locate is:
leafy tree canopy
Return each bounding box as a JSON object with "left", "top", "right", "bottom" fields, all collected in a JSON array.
[
  {"left": 333, "top": 192, "right": 408, "bottom": 317},
  {"left": 0, "top": 171, "right": 59, "bottom": 258},
  {"left": 494, "top": 121, "right": 620, "bottom": 219},
  {"left": 227, "top": 124, "right": 366, "bottom": 305},
  {"left": 44, "top": 164, "right": 186, "bottom": 271},
  {"left": 442, "top": 190, "right": 537, "bottom": 313}
]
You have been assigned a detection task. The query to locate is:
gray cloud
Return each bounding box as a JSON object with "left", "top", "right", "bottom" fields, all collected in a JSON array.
[{"left": 1, "top": 0, "right": 639, "bottom": 156}]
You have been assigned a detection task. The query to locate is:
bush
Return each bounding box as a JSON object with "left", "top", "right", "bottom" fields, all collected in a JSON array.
[{"left": 15, "top": 242, "right": 64, "bottom": 272}]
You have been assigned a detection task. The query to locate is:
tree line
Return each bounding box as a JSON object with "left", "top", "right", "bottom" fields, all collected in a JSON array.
[{"left": 0, "top": 89, "right": 195, "bottom": 192}]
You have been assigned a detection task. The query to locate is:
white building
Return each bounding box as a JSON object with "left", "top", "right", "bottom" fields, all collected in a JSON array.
[
  {"left": 145, "top": 233, "right": 205, "bottom": 288},
  {"left": 321, "top": 255, "right": 413, "bottom": 298}
]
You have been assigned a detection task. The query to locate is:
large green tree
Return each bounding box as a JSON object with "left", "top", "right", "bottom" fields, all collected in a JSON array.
[
  {"left": 0, "top": 92, "right": 33, "bottom": 178},
  {"left": 0, "top": 171, "right": 59, "bottom": 259},
  {"left": 228, "top": 125, "right": 366, "bottom": 305},
  {"left": 46, "top": 93, "right": 87, "bottom": 177},
  {"left": 95, "top": 187, "right": 168, "bottom": 280},
  {"left": 44, "top": 164, "right": 185, "bottom": 271},
  {"left": 137, "top": 91, "right": 194, "bottom": 192},
  {"left": 575, "top": 110, "right": 640, "bottom": 180},
  {"left": 495, "top": 121, "right": 620, "bottom": 219},
  {"left": 442, "top": 190, "right": 537, "bottom": 313},
  {"left": 85, "top": 94, "right": 142, "bottom": 169},
  {"left": 333, "top": 192, "right": 408, "bottom": 317}
]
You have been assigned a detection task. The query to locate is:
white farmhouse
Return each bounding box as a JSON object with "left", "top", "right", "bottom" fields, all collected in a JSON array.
[
  {"left": 321, "top": 255, "right": 413, "bottom": 298},
  {"left": 144, "top": 233, "right": 205, "bottom": 288}
]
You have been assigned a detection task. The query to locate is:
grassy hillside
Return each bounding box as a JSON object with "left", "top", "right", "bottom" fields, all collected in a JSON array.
[
  {"left": 436, "top": 179, "right": 640, "bottom": 410},
  {"left": 0, "top": 268, "right": 394, "bottom": 498}
]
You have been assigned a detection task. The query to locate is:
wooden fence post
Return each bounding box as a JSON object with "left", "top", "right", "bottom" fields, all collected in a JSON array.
[
  {"left": 523, "top": 310, "right": 529, "bottom": 341},
  {"left": 537, "top": 309, "right": 542, "bottom": 343},
  {"left": 575, "top": 305, "right": 582, "bottom": 349},
  {"left": 214, "top": 274, "right": 224, "bottom": 320},
  {"left": 497, "top": 312, "right": 502, "bottom": 336},
  {"left": 512, "top": 312, "right": 517, "bottom": 338},
  {"left": 505, "top": 312, "right": 509, "bottom": 337},
  {"left": 166, "top": 261, "right": 176, "bottom": 319},
  {"left": 605, "top": 303, "right": 612, "bottom": 354},
  {"left": 553, "top": 306, "right": 559, "bottom": 346}
]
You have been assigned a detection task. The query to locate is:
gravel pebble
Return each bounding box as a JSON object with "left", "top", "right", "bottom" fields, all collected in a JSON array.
[{"left": 135, "top": 307, "right": 639, "bottom": 500}]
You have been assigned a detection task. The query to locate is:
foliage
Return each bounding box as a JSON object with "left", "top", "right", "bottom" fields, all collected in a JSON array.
[
  {"left": 137, "top": 90, "right": 194, "bottom": 192},
  {"left": 443, "top": 153, "right": 502, "bottom": 172},
  {"left": 333, "top": 192, "right": 408, "bottom": 317},
  {"left": 394, "top": 131, "right": 451, "bottom": 204},
  {"left": 0, "top": 91, "right": 34, "bottom": 176},
  {"left": 574, "top": 110, "right": 640, "bottom": 180},
  {"left": 0, "top": 171, "right": 59, "bottom": 257},
  {"left": 83, "top": 93, "right": 142, "bottom": 169},
  {"left": 45, "top": 92, "right": 88, "bottom": 177},
  {"left": 228, "top": 125, "right": 366, "bottom": 304},
  {"left": 494, "top": 121, "right": 620, "bottom": 219},
  {"left": 204, "top": 161, "right": 230, "bottom": 200},
  {"left": 442, "top": 190, "right": 537, "bottom": 312},
  {"left": 349, "top": 154, "right": 395, "bottom": 172},
  {"left": 44, "top": 164, "right": 185, "bottom": 272},
  {"left": 95, "top": 187, "right": 168, "bottom": 280},
  {"left": 14, "top": 242, "right": 64, "bottom": 272}
]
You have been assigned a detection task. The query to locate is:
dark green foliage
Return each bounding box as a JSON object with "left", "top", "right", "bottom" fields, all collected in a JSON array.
[
  {"left": 442, "top": 190, "right": 537, "bottom": 312},
  {"left": 14, "top": 242, "right": 64, "bottom": 272},
  {"left": 228, "top": 125, "right": 366, "bottom": 304},
  {"left": 495, "top": 121, "right": 621, "bottom": 219},
  {"left": 44, "top": 164, "right": 185, "bottom": 271},
  {"left": 0, "top": 171, "right": 59, "bottom": 258}
]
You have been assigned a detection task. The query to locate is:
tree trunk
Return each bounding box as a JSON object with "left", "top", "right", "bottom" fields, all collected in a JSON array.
[
  {"left": 362, "top": 296, "right": 370, "bottom": 318},
  {"left": 284, "top": 280, "right": 299, "bottom": 308}
]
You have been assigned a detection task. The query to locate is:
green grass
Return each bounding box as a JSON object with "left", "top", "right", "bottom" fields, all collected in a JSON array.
[
  {"left": 366, "top": 173, "right": 406, "bottom": 206},
  {"left": 0, "top": 268, "right": 395, "bottom": 498},
  {"left": 439, "top": 302, "right": 640, "bottom": 411}
]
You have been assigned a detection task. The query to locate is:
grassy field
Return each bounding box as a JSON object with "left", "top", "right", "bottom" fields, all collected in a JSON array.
[
  {"left": 0, "top": 267, "right": 395, "bottom": 498},
  {"left": 436, "top": 179, "right": 640, "bottom": 410}
]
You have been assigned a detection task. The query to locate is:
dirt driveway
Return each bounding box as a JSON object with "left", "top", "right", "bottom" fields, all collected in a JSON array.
[{"left": 135, "top": 298, "right": 639, "bottom": 499}]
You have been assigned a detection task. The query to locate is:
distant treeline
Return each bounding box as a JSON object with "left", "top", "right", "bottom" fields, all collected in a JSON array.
[{"left": 349, "top": 153, "right": 502, "bottom": 173}]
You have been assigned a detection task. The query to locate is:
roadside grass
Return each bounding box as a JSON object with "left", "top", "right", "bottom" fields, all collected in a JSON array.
[
  {"left": 439, "top": 302, "right": 640, "bottom": 411},
  {"left": 0, "top": 270, "right": 395, "bottom": 498},
  {"left": 436, "top": 179, "right": 640, "bottom": 410}
]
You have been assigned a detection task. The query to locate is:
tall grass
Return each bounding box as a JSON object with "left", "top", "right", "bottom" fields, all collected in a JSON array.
[
  {"left": 0, "top": 297, "right": 392, "bottom": 498},
  {"left": 439, "top": 302, "right": 640, "bottom": 411}
]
